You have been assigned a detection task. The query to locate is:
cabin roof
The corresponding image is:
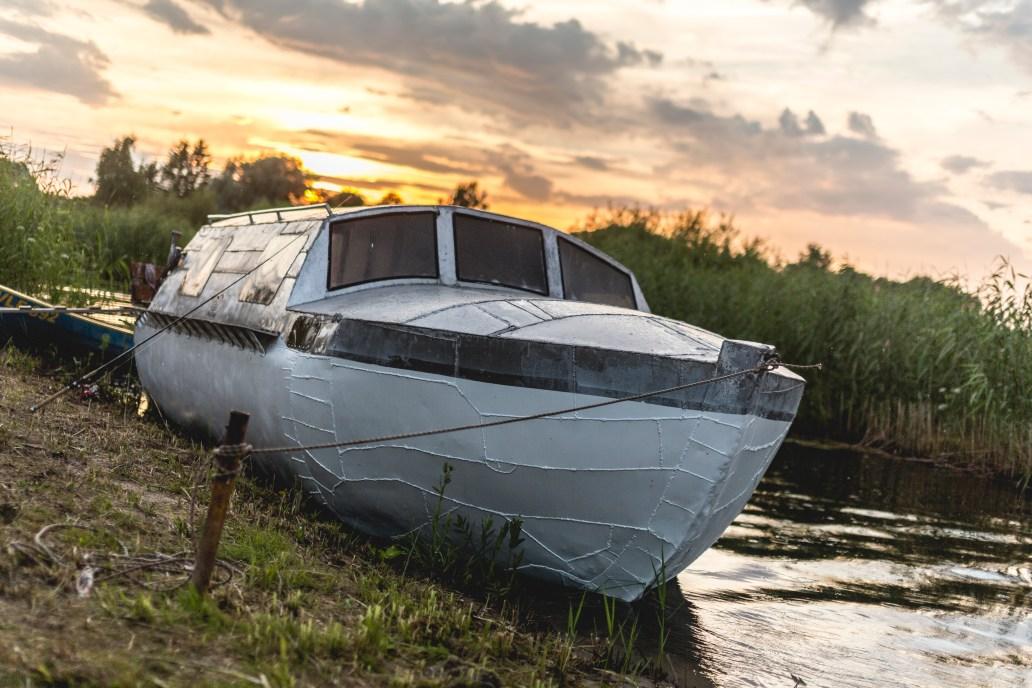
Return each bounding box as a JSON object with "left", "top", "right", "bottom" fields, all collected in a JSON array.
[
  {"left": 296, "top": 284, "right": 724, "bottom": 360},
  {"left": 151, "top": 205, "right": 647, "bottom": 336}
]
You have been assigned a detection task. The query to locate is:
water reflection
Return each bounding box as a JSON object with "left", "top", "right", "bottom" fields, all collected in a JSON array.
[{"left": 672, "top": 443, "right": 1031, "bottom": 688}]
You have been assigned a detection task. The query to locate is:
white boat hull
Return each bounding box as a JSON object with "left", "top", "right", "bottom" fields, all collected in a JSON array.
[{"left": 137, "top": 325, "right": 791, "bottom": 601}]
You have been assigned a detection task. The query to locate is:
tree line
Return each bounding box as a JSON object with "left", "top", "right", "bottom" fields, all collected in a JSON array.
[{"left": 92, "top": 135, "right": 490, "bottom": 214}]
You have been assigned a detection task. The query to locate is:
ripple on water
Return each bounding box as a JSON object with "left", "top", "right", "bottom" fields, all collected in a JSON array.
[{"left": 669, "top": 444, "right": 1032, "bottom": 688}]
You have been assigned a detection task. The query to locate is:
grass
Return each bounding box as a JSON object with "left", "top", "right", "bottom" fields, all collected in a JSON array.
[
  {"left": 576, "top": 208, "right": 1032, "bottom": 484},
  {"left": 0, "top": 348, "right": 681, "bottom": 687}
]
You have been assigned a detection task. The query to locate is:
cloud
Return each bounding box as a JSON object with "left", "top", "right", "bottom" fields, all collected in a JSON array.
[
  {"left": 944, "top": 1, "right": 1032, "bottom": 74},
  {"left": 643, "top": 96, "right": 1028, "bottom": 272},
  {"left": 649, "top": 97, "right": 1027, "bottom": 272},
  {"left": 0, "top": 19, "right": 117, "bottom": 105},
  {"left": 203, "top": 0, "right": 662, "bottom": 126},
  {"left": 553, "top": 189, "right": 645, "bottom": 207},
  {"left": 793, "top": 1, "right": 1032, "bottom": 75},
  {"left": 5, "top": 0, "right": 55, "bottom": 16},
  {"left": 295, "top": 129, "right": 559, "bottom": 201},
  {"left": 941, "top": 154, "right": 989, "bottom": 174},
  {"left": 779, "top": 108, "right": 825, "bottom": 136},
  {"left": 797, "top": 0, "right": 874, "bottom": 27},
  {"left": 316, "top": 174, "right": 452, "bottom": 195},
  {"left": 985, "top": 170, "right": 1032, "bottom": 195},
  {"left": 847, "top": 111, "right": 878, "bottom": 139},
  {"left": 572, "top": 155, "right": 612, "bottom": 171},
  {"left": 297, "top": 128, "right": 486, "bottom": 171},
  {"left": 496, "top": 146, "right": 554, "bottom": 200},
  {"left": 142, "top": 0, "right": 209, "bottom": 34},
  {"left": 647, "top": 96, "right": 996, "bottom": 230}
]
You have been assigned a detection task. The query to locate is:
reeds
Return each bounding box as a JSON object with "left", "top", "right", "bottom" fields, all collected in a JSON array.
[
  {"left": 577, "top": 208, "right": 1032, "bottom": 484},
  {"left": 0, "top": 140, "right": 207, "bottom": 300},
  {"left": 0, "top": 142, "right": 92, "bottom": 303}
]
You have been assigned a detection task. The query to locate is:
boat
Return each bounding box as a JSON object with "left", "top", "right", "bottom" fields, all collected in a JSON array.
[
  {"left": 0, "top": 283, "right": 135, "bottom": 357},
  {"left": 134, "top": 204, "right": 805, "bottom": 601}
]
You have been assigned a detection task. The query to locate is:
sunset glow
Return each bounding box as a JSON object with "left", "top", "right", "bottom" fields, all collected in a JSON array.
[{"left": 1, "top": 0, "right": 1030, "bottom": 280}]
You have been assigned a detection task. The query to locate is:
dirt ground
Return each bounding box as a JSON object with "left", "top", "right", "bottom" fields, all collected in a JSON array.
[{"left": 0, "top": 348, "right": 668, "bottom": 687}]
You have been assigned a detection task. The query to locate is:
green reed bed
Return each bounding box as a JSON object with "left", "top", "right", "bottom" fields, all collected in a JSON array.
[
  {"left": 577, "top": 208, "right": 1032, "bottom": 484},
  {"left": 0, "top": 144, "right": 204, "bottom": 300}
]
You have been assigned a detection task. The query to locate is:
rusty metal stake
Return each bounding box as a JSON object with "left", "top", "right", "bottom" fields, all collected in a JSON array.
[{"left": 191, "top": 410, "right": 250, "bottom": 595}]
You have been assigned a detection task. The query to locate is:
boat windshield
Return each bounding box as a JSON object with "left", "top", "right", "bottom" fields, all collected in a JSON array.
[
  {"left": 558, "top": 237, "right": 636, "bottom": 308},
  {"left": 453, "top": 214, "right": 548, "bottom": 294},
  {"left": 328, "top": 212, "right": 438, "bottom": 289}
]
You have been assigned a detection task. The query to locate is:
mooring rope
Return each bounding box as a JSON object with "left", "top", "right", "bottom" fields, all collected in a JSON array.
[
  {"left": 0, "top": 305, "right": 142, "bottom": 315},
  {"left": 243, "top": 358, "right": 821, "bottom": 457},
  {"left": 28, "top": 232, "right": 308, "bottom": 413}
]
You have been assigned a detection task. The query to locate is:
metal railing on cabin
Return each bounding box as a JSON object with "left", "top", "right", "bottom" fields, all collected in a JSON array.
[{"left": 207, "top": 204, "right": 333, "bottom": 226}]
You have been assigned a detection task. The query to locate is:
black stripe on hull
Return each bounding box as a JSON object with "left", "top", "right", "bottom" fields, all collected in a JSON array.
[{"left": 314, "top": 319, "right": 803, "bottom": 422}]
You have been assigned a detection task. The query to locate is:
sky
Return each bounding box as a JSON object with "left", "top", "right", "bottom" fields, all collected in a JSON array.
[{"left": 1, "top": 0, "right": 1030, "bottom": 281}]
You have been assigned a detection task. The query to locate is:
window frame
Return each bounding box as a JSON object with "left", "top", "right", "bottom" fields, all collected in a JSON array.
[
  {"left": 325, "top": 210, "right": 441, "bottom": 292},
  {"left": 452, "top": 213, "right": 549, "bottom": 296},
  {"left": 557, "top": 236, "right": 637, "bottom": 309}
]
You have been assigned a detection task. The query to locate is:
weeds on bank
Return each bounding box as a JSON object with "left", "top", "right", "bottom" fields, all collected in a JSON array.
[{"left": 404, "top": 463, "right": 526, "bottom": 599}]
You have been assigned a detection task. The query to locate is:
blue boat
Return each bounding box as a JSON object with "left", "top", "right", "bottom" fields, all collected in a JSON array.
[{"left": 0, "top": 283, "right": 135, "bottom": 357}]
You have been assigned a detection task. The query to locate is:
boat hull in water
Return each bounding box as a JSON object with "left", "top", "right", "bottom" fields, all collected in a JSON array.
[
  {"left": 136, "top": 321, "right": 798, "bottom": 601},
  {"left": 135, "top": 204, "right": 804, "bottom": 601}
]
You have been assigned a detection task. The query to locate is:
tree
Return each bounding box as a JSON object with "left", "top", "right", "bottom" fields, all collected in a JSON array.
[
  {"left": 794, "top": 243, "right": 833, "bottom": 271},
  {"left": 161, "top": 139, "right": 211, "bottom": 198},
  {"left": 377, "top": 191, "right": 403, "bottom": 205},
  {"left": 447, "top": 181, "right": 489, "bottom": 209},
  {"left": 93, "top": 136, "right": 158, "bottom": 205},
  {"left": 211, "top": 154, "right": 311, "bottom": 212},
  {"left": 323, "top": 188, "right": 366, "bottom": 207}
]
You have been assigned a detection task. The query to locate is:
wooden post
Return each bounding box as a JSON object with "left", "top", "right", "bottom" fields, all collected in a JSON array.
[{"left": 191, "top": 410, "right": 250, "bottom": 595}]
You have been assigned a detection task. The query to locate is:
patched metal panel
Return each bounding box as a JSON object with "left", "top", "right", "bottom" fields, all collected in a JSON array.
[
  {"left": 216, "top": 250, "right": 263, "bottom": 274},
  {"left": 285, "top": 251, "right": 306, "bottom": 278},
  {"left": 500, "top": 313, "right": 721, "bottom": 359},
  {"left": 477, "top": 300, "right": 545, "bottom": 329},
  {"left": 151, "top": 219, "right": 321, "bottom": 334},
  {"left": 408, "top": 304, "right": 512, "bottom": 333},
  {"left": 181, "top": 236, "right": 230, "bottom": 296},
  {"left": 239, "top": 234, "right": 307, "bottom": 305},
  {"left": 229, "top": 223, "right": 287, "bottom": 252},
  {"left": 281, "top": 219, "right": 323, "bottom": 235}
]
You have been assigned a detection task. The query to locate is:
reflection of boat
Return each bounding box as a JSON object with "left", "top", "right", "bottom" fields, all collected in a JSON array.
[
  {"left": 0, "top": 283, "right": 135, "bottom": 356},
  {"left": 135, "top": 204, "right": 805, "bottom": 600}
]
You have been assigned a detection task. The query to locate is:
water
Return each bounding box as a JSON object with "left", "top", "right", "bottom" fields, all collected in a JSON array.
[{"left": 668, "top": 443, "right": 1031, "bottom": 688}]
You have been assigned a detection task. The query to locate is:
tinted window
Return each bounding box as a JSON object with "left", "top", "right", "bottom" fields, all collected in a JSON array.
[
  {"left": 559, "top": 238, "right": 636, "bottom": 308},
  {"left": 454, "top": 214, "right": 547, "bottom": 294},
  {"left": 329, "top": 212, "right": 437, "bottom": 289}
]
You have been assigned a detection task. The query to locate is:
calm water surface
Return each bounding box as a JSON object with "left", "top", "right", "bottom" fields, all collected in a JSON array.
[{"left": 667, "top": 443, "right": 1031, "bottom": 688}]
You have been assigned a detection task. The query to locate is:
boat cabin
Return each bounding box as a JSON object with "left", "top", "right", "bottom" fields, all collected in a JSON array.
[
  {"left": 149, "top": 204, "right": 669, "bottom": 356},
  {"left": 281, "top": 205, "right": 648, "bottom": 312}
]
